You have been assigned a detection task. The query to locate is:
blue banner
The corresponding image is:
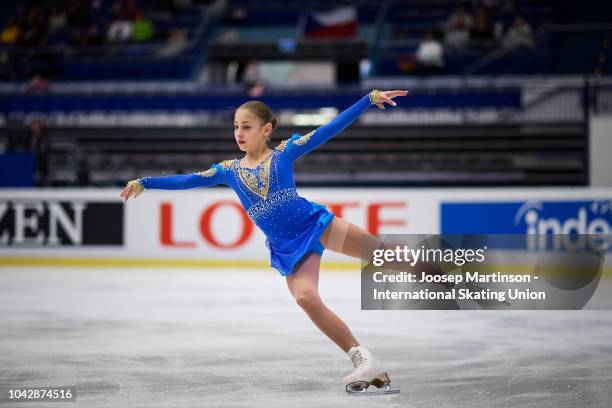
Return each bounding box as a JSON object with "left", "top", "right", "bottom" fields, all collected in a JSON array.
[
  {"left": 0, "top": 153, "right": 36, "bottom": 187},
  {"left": 441, "top": 200, "right": 612, "bottom": 235}
]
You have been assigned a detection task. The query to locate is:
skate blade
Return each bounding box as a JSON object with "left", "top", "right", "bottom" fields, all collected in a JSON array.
[
  {"left": 346, "top": 373, "right": 400, "bottom": 396},
  {"left": 346, "top": 386, "right": 400, "bottom": 396}
]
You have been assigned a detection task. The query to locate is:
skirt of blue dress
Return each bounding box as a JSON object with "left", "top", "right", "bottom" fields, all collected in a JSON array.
[{"left": 266, "top": 200, "right": 335, "bottom": 276}]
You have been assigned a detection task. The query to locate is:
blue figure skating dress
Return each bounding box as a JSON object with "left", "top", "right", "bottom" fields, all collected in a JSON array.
[{"left": 138, "top": 93, "right": 377, "bottom": 276}]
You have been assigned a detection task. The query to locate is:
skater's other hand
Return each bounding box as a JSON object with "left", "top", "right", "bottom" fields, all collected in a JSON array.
[
  {"left": 120, "top": 179, "right": 144, "bottom": 202},
  {"left": 371, "top": 90, "right": 409, "bottom": 109}
]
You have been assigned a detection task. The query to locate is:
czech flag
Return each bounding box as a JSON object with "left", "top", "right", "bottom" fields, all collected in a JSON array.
[{"left": 304, "top": 6, "right": 358, "bottom": 39}]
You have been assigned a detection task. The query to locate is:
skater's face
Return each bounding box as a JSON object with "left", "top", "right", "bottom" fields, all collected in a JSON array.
[{"left": 234, "top": 108, "right": 272, "bottom": 151}]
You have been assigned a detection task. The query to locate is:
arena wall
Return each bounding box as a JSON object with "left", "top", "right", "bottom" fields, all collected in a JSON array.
[
  {"left": 1, "top": 188, "right": 610, "bottom": 271},
  {"left": 590, "top": 115, "right": 612, "bottom": 187}
]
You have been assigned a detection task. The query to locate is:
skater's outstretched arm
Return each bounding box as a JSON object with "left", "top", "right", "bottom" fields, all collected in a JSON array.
[
  {"left": 120, "top": 162, "right": 230, "bottom": 201},
  {"left": 279, "top": 90, "right": 408, "bottom": 161}
]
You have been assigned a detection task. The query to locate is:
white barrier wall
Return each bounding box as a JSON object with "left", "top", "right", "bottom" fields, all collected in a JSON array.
[
  {"left": 590, "top": 115, "right": 612, "bottom": 187},
  {"left": 1, "top": 187, "right": 611, "bottom": 269}
]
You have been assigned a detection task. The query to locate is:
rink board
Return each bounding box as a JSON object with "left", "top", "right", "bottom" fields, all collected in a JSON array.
[{"left": 0, "top": 188, "right": 611, "bottom": 272}]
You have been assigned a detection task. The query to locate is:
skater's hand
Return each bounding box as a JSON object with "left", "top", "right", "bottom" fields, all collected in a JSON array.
[
  {"left": 369, "top": 90, "right": 409, "bottom": 109},
  {"left": 120, "top": 179, "right": 144, "bottom": 202}
]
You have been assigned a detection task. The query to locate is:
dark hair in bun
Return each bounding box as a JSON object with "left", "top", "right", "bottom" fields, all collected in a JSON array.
[{"left": 237, "top": 100, "right": 277, "bottom": 144}]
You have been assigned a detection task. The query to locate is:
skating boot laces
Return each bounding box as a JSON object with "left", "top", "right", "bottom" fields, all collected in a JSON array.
[{"left": 350, "top": 349, "right": 367, "bottom": 369}]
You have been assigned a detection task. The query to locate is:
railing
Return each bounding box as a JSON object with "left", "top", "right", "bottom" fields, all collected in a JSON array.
[
  {"left": 0, "top": 77, "right": 609, "bottom": 127},
  {"left": 367, "top": 0, "right": 391, "bottom": 76}
]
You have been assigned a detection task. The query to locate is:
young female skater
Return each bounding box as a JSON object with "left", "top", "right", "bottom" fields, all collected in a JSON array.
[{"left": 120, "top": 89, "right": 408, "bottom": 394}]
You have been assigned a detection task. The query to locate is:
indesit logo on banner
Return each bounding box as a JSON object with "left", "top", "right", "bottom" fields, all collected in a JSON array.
[
  {"left": 441, "top": 200, "right": 612, "bottom": 250},
  {"left": 0, "top": 200, "right": 123, "bottom": 246}
]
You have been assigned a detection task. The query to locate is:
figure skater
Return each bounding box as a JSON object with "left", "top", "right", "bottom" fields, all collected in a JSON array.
[{"left": 120, "top": 90, "right": 409, "bottom": 394}]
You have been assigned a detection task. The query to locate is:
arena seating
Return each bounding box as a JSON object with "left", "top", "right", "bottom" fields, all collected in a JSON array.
[
  {"left": 1, "top": 0, "right": 609, "bottom": 80},
  {"left": 0, "top": 0, "right": 609, "bottom": 187}
]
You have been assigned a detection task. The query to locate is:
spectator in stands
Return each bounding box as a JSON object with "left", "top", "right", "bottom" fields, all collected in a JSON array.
[
  {"left": 157, "top": 29, "right": 188, "bottom": 56},
  {"left": 7, "top": 119, "right": 51, "bottom": 186},
  {"left": 247, "top": 81, "right": 266, "bottom": 98},
  {"left": 242, "top": 63, "right": 266, "bottom": 95},
  {"left": 503, "top": 15, "right": 535, "bottom": 49},
  {"left": 21, "top": 7, "right": 46, "bottom": 46},
  {"left": 132, "top": 16, "right": 155, "bottom": 42},
  {"left": 107, "top": 2, "right": 133, "bottom": 42},
  {"left": 25, "top": 75, "right": 51, "bottom": 93},
  {"left": 27, "top": 119, "right": 51, "bottom": 186},
  {"left": 47, "top": 8, "right": 67, "bottom": 34},
  {"left": 108, "top": 18, "right": 133, "bottom": 42},
  {"left": 471, "top": 0, "right": 512, "bottom": 41},
  {"left": 445, "top": 4, "right": 473, "bottom": 49},
  {"left": 0, "top": 18, "right": 20, "bottom": 44},
  {"left": 223, "top": 5, "right": 248, "bottom": 25},
  {"left": 470, "top": 6, "right": 494, "bottom": 44},
  {"left": 415, "top": 30, "right": 445, "bottom": 74}
]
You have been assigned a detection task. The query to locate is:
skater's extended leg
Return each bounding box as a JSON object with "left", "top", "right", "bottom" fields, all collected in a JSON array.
[
  {"left": 319, "top": 216, "right": 382, "bottom": 260},
  {"left": 319, "top": 217, "right": 407, "bottom": 271},
  {"left": 286, "top": 252, "right": 359, "bottom": 353},
  {"left": 320, "top": 216, "right": 447, "bottom": 277}
]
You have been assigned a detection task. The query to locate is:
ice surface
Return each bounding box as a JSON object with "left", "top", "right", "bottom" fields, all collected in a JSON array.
[{"left": 1, "top": 267, "right": 611, "bottom": 408}]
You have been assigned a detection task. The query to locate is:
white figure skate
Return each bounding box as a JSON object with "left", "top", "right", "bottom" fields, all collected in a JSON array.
[{"left": 343, "top": 346, "right": 400, "bottom": 395}]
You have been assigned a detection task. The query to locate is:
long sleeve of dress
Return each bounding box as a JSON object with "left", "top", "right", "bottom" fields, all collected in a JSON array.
[
  {"left": 280, "top": 93, "right": 374, "bottom": 161},
  {"left": 139, "top": 163, "right": 229, "bottom": 190}
]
